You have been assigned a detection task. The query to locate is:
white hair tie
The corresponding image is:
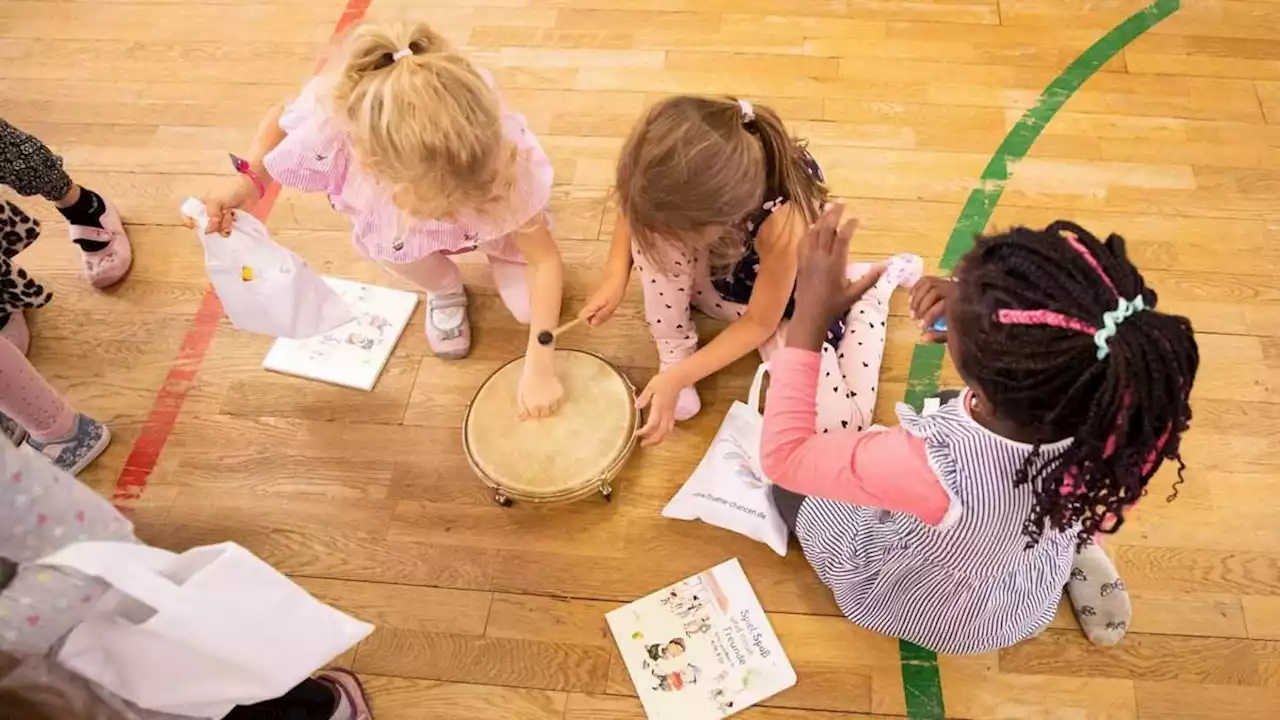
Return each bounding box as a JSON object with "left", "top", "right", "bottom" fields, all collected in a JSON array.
[
  {"left": 391, "top": 48, "right": 414, "bottom": 62},
  {"left": 737, "top": 99, "right": 755, "bottom": 125}
]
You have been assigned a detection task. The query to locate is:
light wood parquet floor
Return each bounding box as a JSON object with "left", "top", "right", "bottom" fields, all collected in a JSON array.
[{"left": 2, "top": 0, "right": 1280, "bottom": 718}]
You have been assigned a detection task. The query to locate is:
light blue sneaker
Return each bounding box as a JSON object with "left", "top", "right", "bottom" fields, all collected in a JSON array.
[{"left": 25, "top": 413, "right": 110, "bottom": 476}]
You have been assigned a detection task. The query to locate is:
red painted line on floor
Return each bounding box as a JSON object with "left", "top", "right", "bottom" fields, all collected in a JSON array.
[
  {"left": 112, "top": 291, "right": 224, "bottom": 502},
  {"left": 111, "top": 0, "right": 372, "bottom": 506}
]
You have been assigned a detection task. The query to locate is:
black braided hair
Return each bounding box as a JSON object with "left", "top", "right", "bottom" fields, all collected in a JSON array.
[{"left": 950, "top": 221, "right": 1199, "bottom": 548}]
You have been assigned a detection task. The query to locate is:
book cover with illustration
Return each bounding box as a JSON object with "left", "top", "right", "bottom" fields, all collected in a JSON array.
[
  {"left": 605, "top": 559, "right": 796, "bottom": 719},
  {"left": 262, "top": 277, "right": 418, "bottom": 391}
]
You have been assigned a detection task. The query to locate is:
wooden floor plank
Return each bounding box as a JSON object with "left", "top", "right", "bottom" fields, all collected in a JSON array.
[{"left": 360, "top": 676, "right": 567, "bottom": 720}]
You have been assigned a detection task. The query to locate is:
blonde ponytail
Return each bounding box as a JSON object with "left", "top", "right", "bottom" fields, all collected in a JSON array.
[{"left": 328, "top": 21, "right": 515, "bottom": 220}]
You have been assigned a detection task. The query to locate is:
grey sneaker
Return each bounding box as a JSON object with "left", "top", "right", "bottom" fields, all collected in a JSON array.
[
  {"left": 25, "top": 413, "right": 111, "bottom": 476},
  {"left": 0, "top": 412, "right": 27, "bottom": 446}
]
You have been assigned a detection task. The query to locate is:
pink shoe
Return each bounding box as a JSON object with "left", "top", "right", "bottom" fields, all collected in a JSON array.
[
  {"left": 70, "top": 199, "right": 133, "bottom": 288},
  {"left": 657, "top": 338, "right": 701, "bottom": 421},
  {"left": 426, "top": 289, "right": 471, "bottom": 359},
  {"left": 487, "top": 255, "right": 531, "bottom": 324},
  {"left": 316, "top": 668, "right": 373, "bottom": 720},
  {"left": 1, "top": 310, "right": 29, "bottom": 356}
]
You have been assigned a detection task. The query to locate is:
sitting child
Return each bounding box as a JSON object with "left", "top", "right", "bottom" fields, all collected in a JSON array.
[
  {"left": 761, "top": 204, "right": 1197, "bottom": 653},
  {"left": 580, "top": 96, "right": 917, "bottom": 444}
]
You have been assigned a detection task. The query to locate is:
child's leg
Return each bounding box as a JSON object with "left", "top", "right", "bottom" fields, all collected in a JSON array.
[
  {"left": 0, "top": 338, "right": 74, "bottom": 442},
  {"left": 0, "top": 339, "right": 109, "bottom": 475},
  {"left": 1066, "top": 539, "right": 1131, "bottom": 646},
  {"left": 827, "top": 254, "right": 924, "bottom": 433},
  {"left": 696, "top": 274, "right": 853, "bottom": 435},
  {"left": 1, "top": 200, "right": 43, "bottom": 259},
  {"left": 0, "top": 121, "right": 132, "bottom": 288},
  {"left": 691, "top": 270, "right": 745, "bottom": 322},
  {"left": 770, "top": 484, "right": 806, "bottom": 535},
  {"left": 0, "top": 203, "right": 54, "bottom": 357},
  {"left": 383, "top": 253, "right": 470, "bottom": 359},
  {"left": 636, "top": 245, "right": 701, "bottom": 421},
  {"left": 483, "top": 233, "right": 531, "bottom": 325}
]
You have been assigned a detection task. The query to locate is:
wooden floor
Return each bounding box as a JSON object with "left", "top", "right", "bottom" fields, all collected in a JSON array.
[{"left": 3, "top": 0, "right": 1280, "bottom": 717}]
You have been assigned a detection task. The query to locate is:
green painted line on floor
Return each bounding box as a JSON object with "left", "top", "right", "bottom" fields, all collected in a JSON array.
[{"left": 895, "top": 1, "right": 1181, "bottom": 717}]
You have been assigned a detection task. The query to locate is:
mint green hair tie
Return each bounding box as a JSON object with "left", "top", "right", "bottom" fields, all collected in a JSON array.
[{"left": 1094, "top": 295, "right": 1146, "bottom": 360}]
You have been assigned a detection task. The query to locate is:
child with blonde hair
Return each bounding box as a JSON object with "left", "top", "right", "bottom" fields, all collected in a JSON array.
[
  {"left": 582, "top": 96, "right": 919, "bottom": 444},
  {"left": 201, "top": 21, "right": 565, "bottom": 418}
]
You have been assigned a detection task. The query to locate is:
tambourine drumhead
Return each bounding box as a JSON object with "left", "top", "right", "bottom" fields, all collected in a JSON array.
[{"left": 464, "top": 349, "right": 637, "bottom": 501}]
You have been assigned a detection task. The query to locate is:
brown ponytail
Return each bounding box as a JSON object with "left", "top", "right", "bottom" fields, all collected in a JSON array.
[
  {"left": 741, "top": 101, "right": 827, "bottom": 229},
  {"left": 616, "top": 95, "right": 827, "bottom": 274}
]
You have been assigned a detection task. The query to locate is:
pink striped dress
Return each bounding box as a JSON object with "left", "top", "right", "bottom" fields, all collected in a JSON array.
[{"left": 263, "top": 73, "right": 554, "bottom": 265}]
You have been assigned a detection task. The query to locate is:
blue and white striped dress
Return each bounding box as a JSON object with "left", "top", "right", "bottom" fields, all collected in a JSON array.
[{"left": 792, "top": 391, "right": 1078, "bottom": 654}]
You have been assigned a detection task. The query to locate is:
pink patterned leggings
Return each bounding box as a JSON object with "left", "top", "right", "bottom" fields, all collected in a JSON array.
[
  {"left": 0, "top": 335, "right": 75, "bottom": 441},
  {"left": 634, "top": 244, "right": 922, "bottom": 433}
]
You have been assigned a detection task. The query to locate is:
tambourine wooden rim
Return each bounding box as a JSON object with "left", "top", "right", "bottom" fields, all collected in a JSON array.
[{"left": 462, "top": 348, "right": 639, "bottom": 504}]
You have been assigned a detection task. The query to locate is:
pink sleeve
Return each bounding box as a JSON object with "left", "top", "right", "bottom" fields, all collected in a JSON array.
[
  {"left": 760, "top": 348, "right": 952, "bottom": 526},
  {"left": 263, "top": 79, "right": 350, "bottom": 195}
]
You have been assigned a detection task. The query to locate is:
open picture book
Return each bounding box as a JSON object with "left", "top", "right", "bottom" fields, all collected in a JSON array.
[{"left": 262, "top": 277, "right": 418, "bottom": 391}]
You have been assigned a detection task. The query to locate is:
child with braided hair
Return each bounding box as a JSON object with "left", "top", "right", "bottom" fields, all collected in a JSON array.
[{"left": 761, "top": 204, "right": 1198, "bottom": 653}]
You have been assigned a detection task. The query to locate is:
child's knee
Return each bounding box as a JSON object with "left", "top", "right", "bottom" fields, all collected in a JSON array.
[
  {"left": 505, "top": 296, "right": 531, "bottom": 325},
  {"left": 487, "top": 255, "right": 531, "bottom": 324}
]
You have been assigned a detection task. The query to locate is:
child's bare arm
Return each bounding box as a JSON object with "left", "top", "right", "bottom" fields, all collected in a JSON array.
[
  {"left": 244, "top": 100, "right": 289, "bottom": 180},
  {"left": 198, "top": 100, "right": 289, "bottom": 236},
  {"left": 514, "top": 216, "right": 566, "bottom": 419},
  {"left": 579, "top": 211, "right": 634, "bottom": 326}
]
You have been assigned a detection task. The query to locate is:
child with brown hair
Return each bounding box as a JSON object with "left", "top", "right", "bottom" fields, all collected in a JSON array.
[
  {"left": 581, "top": 96, "right": 919, "bottom": 445},
  {"left": 199, "top": 21, "right": 565, "bottom": 419}
]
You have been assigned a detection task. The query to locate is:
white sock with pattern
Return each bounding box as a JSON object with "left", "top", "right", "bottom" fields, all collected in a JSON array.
[{"left": 1065, "top": 541, "right": 1131, "bottom": 645}]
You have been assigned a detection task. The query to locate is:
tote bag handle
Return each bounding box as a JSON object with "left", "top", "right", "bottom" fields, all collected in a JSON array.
[
  {"left": 747, "top": 362, "right": 771, "bottom": 415},
  {"left": 34, "top": 541, "right": 187, "bottom": 615}
]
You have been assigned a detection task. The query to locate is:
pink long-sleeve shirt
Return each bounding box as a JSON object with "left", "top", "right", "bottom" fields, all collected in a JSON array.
[{"left": 761, "top": 347, "right": 952, "bottom": 525}]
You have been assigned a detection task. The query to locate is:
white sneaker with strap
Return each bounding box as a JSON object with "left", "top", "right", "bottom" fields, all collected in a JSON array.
[{"left": 426, "top": 288, "right": 472, "bottom": 359}]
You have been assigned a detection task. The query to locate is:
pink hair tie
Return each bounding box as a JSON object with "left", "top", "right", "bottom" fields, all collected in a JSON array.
[
  {"left": 737, "top": 99, "right": 755, "bottom": 125},
  {"left": 392, "top": 48, "right": 414, "bottom": 62},
  {"left": 994, "top": 309, "right": 1094, "bottom": 336},
  {"left": 1061, "top": 230, "right": 1119, "bottom": 296}
]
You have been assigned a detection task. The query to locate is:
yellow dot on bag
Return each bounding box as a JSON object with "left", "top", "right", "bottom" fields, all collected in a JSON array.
[{"left": 241, "top": 265, "right": 254, "bottom": 282}]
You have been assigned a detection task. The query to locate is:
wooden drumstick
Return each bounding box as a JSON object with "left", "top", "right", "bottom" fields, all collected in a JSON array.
[{"left": 537, "top": 317, "right": 586, "bottom": 346}]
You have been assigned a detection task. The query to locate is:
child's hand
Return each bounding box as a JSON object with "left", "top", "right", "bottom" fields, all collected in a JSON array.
[
  {"left": 189, "top": 176, "right": 260, "bottom": 236},
  {"left": 635, "top": 372, "right": 681, "bottom": 446},
  {"left": 910, "top": 276, "right": 956, "bottom": 343},
  {"left": 580, "top": 272, "right": 628, "bottom": 327},
  {"left": 517, "top": 368, "right": 565, "bottom": 420},
  {"left": 792, "top": 203, "right": 884, "bottom": 331}
]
